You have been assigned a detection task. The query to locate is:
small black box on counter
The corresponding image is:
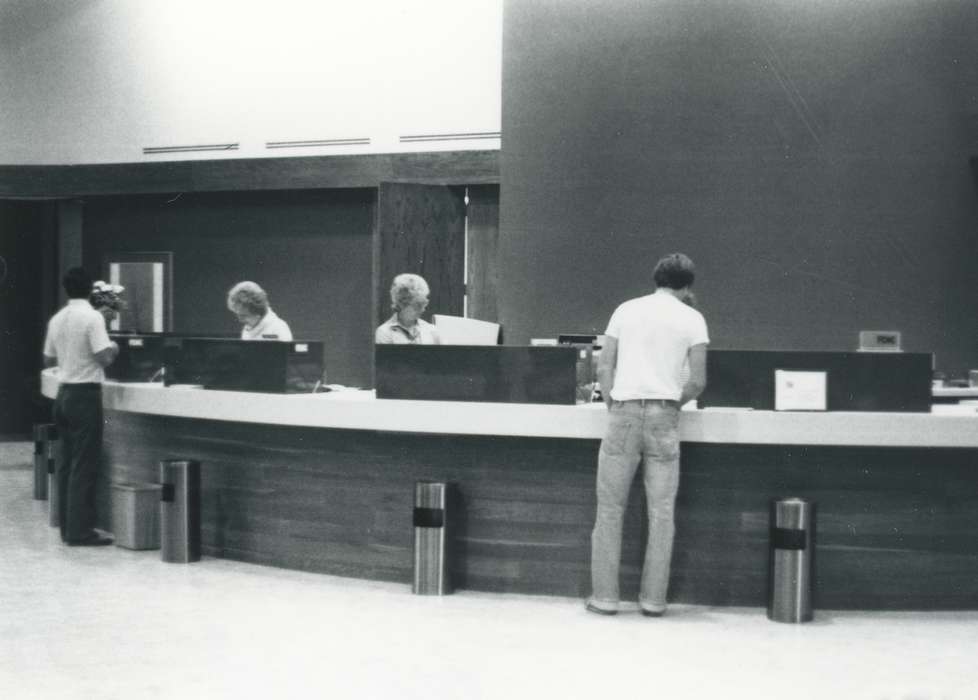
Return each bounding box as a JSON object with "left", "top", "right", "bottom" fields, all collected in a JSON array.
[{"left": 106, "top": 334, "right": 168, "bottom": 383}]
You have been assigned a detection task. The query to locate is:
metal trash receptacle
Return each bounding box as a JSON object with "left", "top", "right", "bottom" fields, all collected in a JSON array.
[
  {"left": 48, "top": 454, "right": 61, "bottom": 528},
  {"left": 412, "top": 481, "right": 453, "bottom": 595},
  {"left": 111, "top": 482, "right": 163, "bottom": 550},
  {"left": 32, "top": 424, "right": 57, "bottom": 501},
  {"left": 768, "top": 497, "right": 815, "bottom": 623},
  {"left": 159, "top": 459, "right": 201, "bottom": 563}
]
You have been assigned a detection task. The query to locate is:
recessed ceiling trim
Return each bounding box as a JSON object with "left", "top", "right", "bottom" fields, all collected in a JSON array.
[
  {"left": 265, "top": 138, "right": 371, "bottom": 149},
  {"left": 143, "top": 143, "right": 240, "bottom": 155},
  {"left": 399, "top": 131, "right": 501, "bottom": 143}
]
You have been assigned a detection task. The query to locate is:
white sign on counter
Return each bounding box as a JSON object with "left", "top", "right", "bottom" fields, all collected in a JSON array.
[{"left": 775, "top": 370, "right": 827, "bottom": 411}]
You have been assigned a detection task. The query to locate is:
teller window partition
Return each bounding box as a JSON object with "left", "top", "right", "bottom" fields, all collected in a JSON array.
[{"left": 102, "top": 252, "right": 173, "bottom": 333}]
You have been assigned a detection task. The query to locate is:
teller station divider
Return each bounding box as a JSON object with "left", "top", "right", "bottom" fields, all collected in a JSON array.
[
  {"left": 374, "top": 344, "right": 581, "bottom": 404},
  {"left": 107, "top": 334, "right": 324, "bottom": 394},
  {"left": 698, "top": 350, "right": 933, "bottom": 413}
]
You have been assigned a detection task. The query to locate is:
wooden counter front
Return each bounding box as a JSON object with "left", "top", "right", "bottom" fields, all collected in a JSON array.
[{"left": 42, "top": 371, "right": 978, "bottom": 609}]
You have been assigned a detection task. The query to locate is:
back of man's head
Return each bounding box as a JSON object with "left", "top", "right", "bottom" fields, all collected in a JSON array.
[
  {"left": 63, "top": 267, "right": 93, "bottom": 299},
  {"left": 653, "top": 253, "right": 695, "bottom": 290}
]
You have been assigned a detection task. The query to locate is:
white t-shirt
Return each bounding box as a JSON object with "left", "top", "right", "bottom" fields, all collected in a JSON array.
[
  {"left": 605, "top": 290, "right": 709, "bottom": 401},
  {"left": 241, "top": 308, "right": 293, "bottom": 341},
  {"left": 43, "top": 299, "right": 114, "bottom": 384}
]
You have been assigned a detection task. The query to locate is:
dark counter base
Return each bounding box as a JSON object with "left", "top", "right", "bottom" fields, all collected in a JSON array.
[{"left": 98, "top": 411, "right": 978, "bottom": 610}]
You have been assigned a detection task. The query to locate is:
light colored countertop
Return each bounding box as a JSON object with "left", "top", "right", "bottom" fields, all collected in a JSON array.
[
  {"left": 42, "top": 370, "right": 978, "bottom": 448},
  {"left": 932, "top": 386, "right": 978, "bottom": 398}
]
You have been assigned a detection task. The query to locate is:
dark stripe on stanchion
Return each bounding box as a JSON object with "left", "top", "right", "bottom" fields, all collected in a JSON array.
[
  {"left": 413, "top": 507, "right": 444, "bottom": 528},
  {"left": 771, "top": 527, "right": 807, "bottom": 550},
  {"left": 161, "top": 484, "right": 175, "bottom": 503},
  {"left": 34, "top": 440, "right": 44, "bottom": 455}
]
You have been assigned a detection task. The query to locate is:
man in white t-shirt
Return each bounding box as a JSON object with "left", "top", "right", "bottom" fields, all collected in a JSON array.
[
  {"left": 586, "top": 253, "right": 709, "bottom": 617},
  {"left": 43, "top": 267, "right": 119, "bottom": 546}
]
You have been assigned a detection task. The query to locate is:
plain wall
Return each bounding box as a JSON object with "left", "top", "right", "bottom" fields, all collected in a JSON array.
[
  {"left": 0, "top": 0, "right": 501, "bottom": 164},
  {"left": 500, "top": 0, "right": 978, "bottom": 376},
  {"left": 81, "top": 189, "right": 375, "bottom": 387}
]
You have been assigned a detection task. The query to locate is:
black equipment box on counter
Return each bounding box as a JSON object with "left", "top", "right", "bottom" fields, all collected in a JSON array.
[
  {"left": 164, "top": 338, "right": 324, "bottom": 393},
  {"left": 107, "top": 334, "right": 168, "bottom": 383},
  {"left": 375, "top": 345, "right": 579, "bottom": 404},
  {"left": 107, "top": 334, "right": 324, "bottom": 393},
  {"left": 698, "top": 350, "right": 933, "bottom": 412}
]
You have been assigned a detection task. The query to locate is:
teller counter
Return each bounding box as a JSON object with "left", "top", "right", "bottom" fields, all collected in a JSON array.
[{"left": 42, "top": 370, "right": 978, "bottom": 610}]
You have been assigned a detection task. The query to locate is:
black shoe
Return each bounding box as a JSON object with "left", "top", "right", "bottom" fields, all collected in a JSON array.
[
  {"left": 67, "top": 532, "right": 114, "bottom": 547},
  {"left": 640, "top": 608, "right": 665, "bottom": 618},
  {"left": 586, "top": 602, "right": 618, "bottom": 616}
]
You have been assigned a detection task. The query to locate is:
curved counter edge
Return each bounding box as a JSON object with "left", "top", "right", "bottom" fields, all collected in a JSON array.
[{"left": 41, "top": 369, "right": 978, "bottom": 448}]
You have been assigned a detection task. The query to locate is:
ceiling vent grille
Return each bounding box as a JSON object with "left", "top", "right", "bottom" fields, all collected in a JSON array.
[
  {"left": 143, "top": 143, "right": 239, "bottom": 155},
  {"left": 399, "top": 131, "right": 500, "bottom": 144},
  {"left": 265, "top": 137, "right": 371, "bottom": 149}
]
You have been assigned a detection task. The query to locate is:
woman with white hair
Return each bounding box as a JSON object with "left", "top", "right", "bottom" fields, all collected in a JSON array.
[
  {"left": 227, "top": 281, "right": 293, "bottom": 340},
  {"left": 375, "top": 273, "right": 441, "bottom": 344}
]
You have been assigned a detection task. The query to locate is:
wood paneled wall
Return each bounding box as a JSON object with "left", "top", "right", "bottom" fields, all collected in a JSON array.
[
  {"left": 99, "top": 411, "right": 978, "bottom": 610},
  {"left": 375, "top": 183, "right": 466, "bottom": 325},
  {"left": 465, "top": 185, "right": 501, "bottom": 323}
]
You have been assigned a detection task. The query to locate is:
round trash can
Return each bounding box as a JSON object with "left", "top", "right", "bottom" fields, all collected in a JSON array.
[
  {"left": 412, "top": 481, "right": 453, "bottom": 595},
  {"left": 111, "top": 482, "right": 163, "bottom": 550},
  {"left": 159, "top": 459, "right": 201, "bottom": 563},
  {"left": 767, "top": 497, "right": 815, "bottom": 623}
]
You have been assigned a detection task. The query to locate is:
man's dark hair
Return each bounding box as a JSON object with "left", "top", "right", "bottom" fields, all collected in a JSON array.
[
  {"left": 62, "top": 267, "right": 93, "bottom": 299},
  {"left": 653, "top": 253, "right": 695, "bottom": 290}
]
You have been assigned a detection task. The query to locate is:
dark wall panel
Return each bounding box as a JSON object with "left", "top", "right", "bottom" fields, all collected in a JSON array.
[
  {"left": 82, "top": 189, "right": 375, "bottom": 387},
  {"left": 0, "top": 201, "right": 57, "bottom": 435},
  {"left": 0, "top": 151, "right": 499, "bottom": 198},
  {"left": 500, "top": 0, "right": 978, "bottom": 375}
]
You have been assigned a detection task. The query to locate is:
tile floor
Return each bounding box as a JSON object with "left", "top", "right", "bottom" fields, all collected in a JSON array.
[{"left": 1, "top": 441, "right": 975, "bottom": 700}]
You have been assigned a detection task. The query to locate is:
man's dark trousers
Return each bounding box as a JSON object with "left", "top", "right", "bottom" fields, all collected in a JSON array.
[{"left": 53, "top": 383, "right": 103, "bottom": 542}]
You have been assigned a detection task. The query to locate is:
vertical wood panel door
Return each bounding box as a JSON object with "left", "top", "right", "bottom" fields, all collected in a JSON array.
[
  {"left": 465, "top": 185, "right": 500, "bottom": 323},
  {"left": 375, "top": 182, "right": 466, "bottom": 326}
]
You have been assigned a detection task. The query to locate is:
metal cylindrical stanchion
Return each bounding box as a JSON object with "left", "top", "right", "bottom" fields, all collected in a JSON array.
[
  {"left": 159, "top": 460, "right": 201, "bottom": 563},
  {"left": 412, "top": 481, "right": 453, "bottom": 595},
  {"left": 32, "top": 424, "right": 56, "bottom": 500},
  {"left": 48, "top": 454, "right": 60, "bottom": 528},
  {"left": 768, "top": 497, "right": 815, "bottom": 623},
  {"left": 112, "top": 482, "right": 163, "bottom": 550}
]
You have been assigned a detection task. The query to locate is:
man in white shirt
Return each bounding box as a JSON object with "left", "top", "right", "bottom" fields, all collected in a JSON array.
[
  {"left": 43, "top": 267, "right": 119, "bottom": 546},
  {"left": 587, "top": 253, "right": 709, "bottom": 617}
]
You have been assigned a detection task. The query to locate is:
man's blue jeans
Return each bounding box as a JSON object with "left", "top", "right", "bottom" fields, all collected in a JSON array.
[{"left": 590, "top": 399, "right": 681, "bottom": 613}]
